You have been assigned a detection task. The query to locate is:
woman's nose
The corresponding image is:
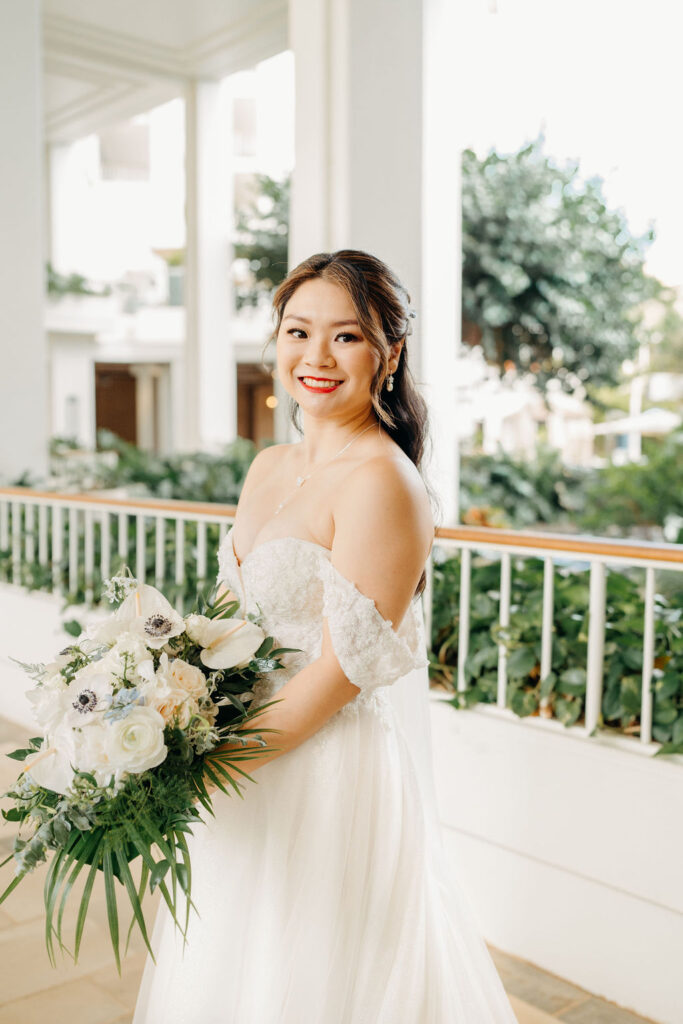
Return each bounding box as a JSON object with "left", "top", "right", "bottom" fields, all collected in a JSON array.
[{"left": 303, "top": 335, "right": 335, "bottom": 367}]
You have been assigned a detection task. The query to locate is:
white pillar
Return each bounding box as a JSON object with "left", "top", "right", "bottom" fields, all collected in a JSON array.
[
  {"left": 0, "top": 0, "right": 48, "bottom": 481},
  {"left": 183, "top": 79, "right": 236, "bottom": 452},
  {"left": 287, "top": 0, "right": 460, "bottom": 523},
  {"left": 129, "top": 364, "right": 157, "bottom": 452},
  {"left": 421, "top": 0, "right": 461, "bottom": 525}
]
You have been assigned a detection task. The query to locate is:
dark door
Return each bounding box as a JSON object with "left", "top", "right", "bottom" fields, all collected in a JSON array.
[{"left": 95, "top": 363, "right": 137, "bottom": 444}]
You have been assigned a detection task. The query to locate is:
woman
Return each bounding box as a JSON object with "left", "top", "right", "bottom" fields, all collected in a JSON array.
[{"left": 133, "top": 250, "right": 517, "bottom": 1022}]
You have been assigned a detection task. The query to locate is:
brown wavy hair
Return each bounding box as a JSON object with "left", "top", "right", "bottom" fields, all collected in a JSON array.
[{"left": 262, "top": 249, "right": 441, "bottom": 598}]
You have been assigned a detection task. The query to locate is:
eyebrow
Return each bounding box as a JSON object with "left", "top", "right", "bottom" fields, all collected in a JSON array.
[{"left": 283, "top": 314, "right": 360, "bottom": 327}]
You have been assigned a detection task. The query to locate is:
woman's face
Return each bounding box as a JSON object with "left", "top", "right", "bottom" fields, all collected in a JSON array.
[{"left": 276, "top": 277, "right": 382, "bottom": 418}]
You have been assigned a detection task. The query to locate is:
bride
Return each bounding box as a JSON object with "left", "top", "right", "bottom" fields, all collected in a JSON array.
[{"left": 133, "top": 250, "right": 518, "bottom": 1022}]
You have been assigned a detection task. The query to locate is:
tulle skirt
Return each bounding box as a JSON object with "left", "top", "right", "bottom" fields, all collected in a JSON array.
[{"left": 133, "top": 697, "right": 517, "bottom": 1023}]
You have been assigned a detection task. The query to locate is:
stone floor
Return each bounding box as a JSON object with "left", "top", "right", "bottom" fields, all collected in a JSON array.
[{"left": 0, "top": 717, "right": 658, "bottom": 1024}]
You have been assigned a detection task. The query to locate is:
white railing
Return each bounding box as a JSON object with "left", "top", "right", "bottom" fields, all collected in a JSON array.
[
  {"left": 0, "top": 488, "right": 234, "bottom": 611},
  {"left": 2, "top": 487, "right": 682, "bottom": 754},
  {"left": 423, "top": 525, "right": 683, "bottom": 751}
]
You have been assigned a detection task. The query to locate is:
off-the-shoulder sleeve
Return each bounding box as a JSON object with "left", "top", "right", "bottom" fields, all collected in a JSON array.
[{"left": 319, "top": 557, "right": 429, "bottom": 695}]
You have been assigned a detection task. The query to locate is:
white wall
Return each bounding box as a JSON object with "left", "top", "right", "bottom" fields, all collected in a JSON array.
[
  {"left": 430, "top": 696, "right": 683, "bottom": 1024},
  {"left": 0, "top": 584, "right": 72, "bottom": 729},
  {"left": 0, "top": 0, "right": 48, "bottom": 481}
]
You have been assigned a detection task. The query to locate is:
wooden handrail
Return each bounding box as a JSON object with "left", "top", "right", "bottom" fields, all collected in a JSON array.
[
  {"left": 1, "top": 486, "right": 682, "bottom": 565},
  {"left": 436, "top": 525, "right": 683, "bottom": 565}
]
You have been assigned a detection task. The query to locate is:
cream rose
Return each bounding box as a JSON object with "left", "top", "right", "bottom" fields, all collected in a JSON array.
[
  {"left": 103, "top": 707, "right": 167, "bottom": 774},
  {"left": 145, "top": 654, "right": 208, "bottom": 727}
]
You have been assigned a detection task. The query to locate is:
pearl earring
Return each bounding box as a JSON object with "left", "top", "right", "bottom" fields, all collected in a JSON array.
[{"left": 386, "top": 373, "right": 394, "bottom": 392}]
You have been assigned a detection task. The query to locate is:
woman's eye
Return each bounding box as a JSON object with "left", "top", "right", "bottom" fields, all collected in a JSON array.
[
  {"left": 287, "top": 328, "right": 307, "bottom": 339},
  {"left": 336, "top": 333, "right": 359, "bottom": 343}
]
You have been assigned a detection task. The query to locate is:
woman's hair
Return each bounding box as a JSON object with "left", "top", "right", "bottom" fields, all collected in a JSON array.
[{"left": 261, "top": 249, "right": 441, "bottom": 598}]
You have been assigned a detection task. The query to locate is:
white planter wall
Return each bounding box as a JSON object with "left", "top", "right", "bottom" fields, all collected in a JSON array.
[{"left": 429, "top": 694, "right": 683, "bottom": 1024}]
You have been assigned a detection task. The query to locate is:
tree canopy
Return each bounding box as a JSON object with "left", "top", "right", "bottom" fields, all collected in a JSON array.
[
  {"left": 461, "top": 140, "right": 658, "bottom": 392},
  {"left": 232, "top": 174, "right": 289, "bottom": 310}
]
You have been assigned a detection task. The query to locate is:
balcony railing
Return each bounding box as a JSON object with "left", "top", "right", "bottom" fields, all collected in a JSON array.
[{"left": 1, "top": 486, "right": 682, "bottom": 755}]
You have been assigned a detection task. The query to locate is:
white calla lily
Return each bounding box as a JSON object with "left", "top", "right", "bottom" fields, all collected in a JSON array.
[
  {"left": 198, "top": 618, "right": 266, "bottom": 671},
  {"left": 23, "top": 726, "right": 77, "bottom": 795}
]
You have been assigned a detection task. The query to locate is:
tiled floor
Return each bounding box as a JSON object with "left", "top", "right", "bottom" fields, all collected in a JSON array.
[{"left": 0, "top": 717, "right": 658, "bottom": 1024}]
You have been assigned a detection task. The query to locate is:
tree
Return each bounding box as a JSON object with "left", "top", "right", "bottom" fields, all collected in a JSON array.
[
  {"left": 233, "top": 173, "right": 290, "bottom": 310},
  {"left": 461, "top": 139, "right": 658, "bottom": 393}
]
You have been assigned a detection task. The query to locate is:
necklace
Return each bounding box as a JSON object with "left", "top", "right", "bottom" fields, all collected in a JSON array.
[{"left": 274, "top": 421, "right": 378, "bottom": 516}]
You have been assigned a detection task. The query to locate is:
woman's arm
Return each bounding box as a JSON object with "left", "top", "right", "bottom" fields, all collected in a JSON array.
[{"left": 209, "top": 455, "right": 433, "bottom": 784}]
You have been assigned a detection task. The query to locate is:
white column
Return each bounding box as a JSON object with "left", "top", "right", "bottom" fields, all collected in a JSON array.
[
  {"left": 129, "top": 364, "right": 157, "bottom": 452},
  {"left": 288, "top": 0, "right": 460, "bottom": 522},
  {"left": 421, "top": 0, "right": 461, "bottom": 525},
  {"left": 0, "top": 0, "right": 48, "bottom": 481},
  {"left": 183, "top": 79, "right": 236, "bottom": 452}
]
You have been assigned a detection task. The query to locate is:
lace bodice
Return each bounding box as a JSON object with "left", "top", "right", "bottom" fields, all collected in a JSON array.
[{"left": 216, "top": 525, "right": 428, "bottom": 710}]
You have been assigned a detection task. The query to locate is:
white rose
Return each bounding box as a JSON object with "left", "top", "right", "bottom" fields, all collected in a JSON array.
[
  {"left": 197, "top": 618, "right": 266, "bottom": 671},
  {"left": 184, "top": 614, "right": 214, "bottom": 646},
  {"left": 104, "top": 707, "right": 167, "bottom": 774},
  {"left": 73, "top": 721, "right": 126, "bottom": 788}
]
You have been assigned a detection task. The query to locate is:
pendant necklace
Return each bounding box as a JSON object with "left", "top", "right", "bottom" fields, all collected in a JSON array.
[{"left": 274, "top": 421, "right": 378, "bottom": 516}]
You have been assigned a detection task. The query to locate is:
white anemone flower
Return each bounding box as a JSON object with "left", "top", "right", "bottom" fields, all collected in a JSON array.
[
  {"left": 64, "top": 668, "right": 116, "bottom": 727},
  {"left": 196, "top": 617, "right": 266, "bottom": 671},
  {"left": 93, "top": 584, "right": 185, "bottom": 651}
]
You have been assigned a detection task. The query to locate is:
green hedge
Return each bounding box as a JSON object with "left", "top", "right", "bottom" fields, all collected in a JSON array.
[{"left": 429, "top": 549, "right": 683, "bottom": 755}]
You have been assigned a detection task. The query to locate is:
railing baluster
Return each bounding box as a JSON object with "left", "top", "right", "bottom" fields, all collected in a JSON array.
[
  {"left": 38, "top": 504, "right": 48, "bottom": 566},
  {"left": 585, "top": 560, "right": 606, "bottom": 736},
  {"left": 640, "top": 567, "right": 656, "bottom": 745},
  {"left": 136, "top": 515, "right": 146, "bottom": 583},
  {"left": 118, "top": 512, "right": 128, "bottom": 564},
  {"left": 0, "top": 499, "right": 8, "bottom": 551},
  {"left": 68, "top": 507, "right": 79, "bottom": 596},
  {"left": 196, "top": 520, "right": 207, "bottom": 585},
  {"left": 84, "top": 509, "right": 94, "bottom": 607},
  {"left": 175, "top": 518, "right": 185, "bottom": 613},
  {"left": 457, "top": 547, "right": 471, "bottom": 693},
  {"left": 101, "top": 510, "right": 111, "bottom": 583},
  {"left": 11, "top": 502, "right": 21, "bottom": 582},
  {"left": 497, "top": 552, "right": 511, "bottom": 707},
  {"left": 24, "top": 504, "right": 35, "bottom": 564},
  {"left": 52, "top": 504, "right": 63, "bottom": 595},
  {"left": 155, "top": 517, "right": 165, "bottom": 588},
  {"left": 540, "top": 556, "right": 555, "bottom": 714}
]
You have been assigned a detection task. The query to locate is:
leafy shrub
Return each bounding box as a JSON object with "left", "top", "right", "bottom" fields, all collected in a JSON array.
[{"left": 429, "top": 548, "right": 683, "bottom": 754}]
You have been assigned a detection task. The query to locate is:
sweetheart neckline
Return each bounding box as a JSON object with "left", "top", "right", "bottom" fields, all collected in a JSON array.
[{"left": 227, "top": 523, "right": 332, "bottom": 569}]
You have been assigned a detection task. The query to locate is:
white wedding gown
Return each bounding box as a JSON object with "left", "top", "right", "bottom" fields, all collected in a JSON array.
[{"left": 133, "top": 526, "right": 518, "bottom": 1023}]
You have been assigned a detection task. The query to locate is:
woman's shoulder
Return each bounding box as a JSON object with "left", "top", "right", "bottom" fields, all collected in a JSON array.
[
  {"left": 240, "top": 442, "right": 297, "bottom": 493},
  {"left": 335, "top": 447, "right": 434, "bottom": 559}
]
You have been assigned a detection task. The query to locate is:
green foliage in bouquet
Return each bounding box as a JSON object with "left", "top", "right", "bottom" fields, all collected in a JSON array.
[
  {"left": 0, "top": 574, "right": 300, "bottom": 970},
  {"left": 429, "top": 550, "right": 683, "bottom": 754}
]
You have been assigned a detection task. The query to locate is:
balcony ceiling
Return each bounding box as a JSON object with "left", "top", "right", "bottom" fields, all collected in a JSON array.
[{"left": 44, "top": 0, "right": 288, "bottom": 143}]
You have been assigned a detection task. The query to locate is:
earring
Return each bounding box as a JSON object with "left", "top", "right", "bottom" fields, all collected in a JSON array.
[{"left": 386, "top": 373, "right": 394, "bottom": 392}]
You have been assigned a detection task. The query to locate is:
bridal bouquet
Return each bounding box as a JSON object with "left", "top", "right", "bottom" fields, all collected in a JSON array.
[{"left": 0, "top": 573, "right": 297, "bottom": 970}]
